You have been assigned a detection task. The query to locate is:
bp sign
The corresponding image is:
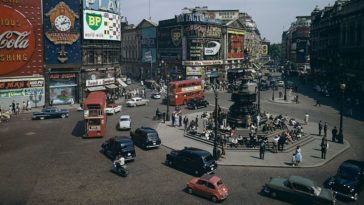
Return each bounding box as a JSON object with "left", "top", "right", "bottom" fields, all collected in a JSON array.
[{"left": 86, "top": 12, "right": 102, "bottom": 30}]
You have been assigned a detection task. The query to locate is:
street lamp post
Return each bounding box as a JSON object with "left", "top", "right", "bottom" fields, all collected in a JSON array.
[
  {"left": 284, "top": 75, "right": 287, "bottom": 101},
  {"left": 257, "top": 73, "right": 262, "bottom": 114},
  {"left": 166, "top": 76, "right": 170, "bottom": 122},
  {"left": 272, "top": 83, "right": 275, "bottom": 101},
  {"left": 212, "top": 81, "right": 219, "bottom": 160},
  {"left": 338, "top": 83, "right": 346, "bottom": 144}
]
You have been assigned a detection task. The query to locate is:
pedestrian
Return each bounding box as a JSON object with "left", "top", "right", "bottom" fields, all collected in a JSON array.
[
  {"left": 256, "top": 114, "right": 261, "bottom": 129},
  {"left": 195, "top": 115, "right": 199, "bottom": 128},
  {"left": 11, "top": 101, "right": 16, "bottom": 113},
  {"left": 292, "top": 153, "right": 297, "bottom": 166},
  {"left": 304, "top": 113, "right": 309, "bottom": 124},
  {"left": 27, "top": 100, "right": 31, "bottom": 110},
  {"left": 171, "top": 114, "right": 175, "bottom": 127},
  {"left": 315, "top": 99, "right": 321, "bottom": 106},
  {"left": 22, "top": 101, "right": 26, "bottom": 112},
  {"left": 15, "top": 103, "right": 20, "bottom": 115},
  {"left": 321, "top": 136, "right": 328, "bottom": 159},
  {"left": 179, "top": 115, "right": 182, "bottom": 127},
  {"left": 272, "top": 135, "right": 279, "bottom": 153},
  {"left": 318, "top": 120, "right": 323, "bottom": 136},
  {"left": 295, "top": 146, "right": 302, "bottom": 166},
  {"left": 331, "top": 126, "right": 338, "bottom": 142},
  {"left": 295, "top": 95, "right": 299, "bottom": 104},
  {"left": 259, "top": 140, "right": 266, "bottom": 160},
  {"left": 323, "top": 122, "right": 328, "bottom": 137},
  {"left": 162, "top": 112, "right": 166, "bottom": 123},
  {"left": 183, "top": 116, "right": 189, "bottom": 132}
]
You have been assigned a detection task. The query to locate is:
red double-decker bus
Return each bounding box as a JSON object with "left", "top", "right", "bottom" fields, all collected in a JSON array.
[
  {"left": 83, "top": 91, "right": 107, "bottom": 138},
  {"left": 168, "top": 79, "right": 205, "bottom": 106}
]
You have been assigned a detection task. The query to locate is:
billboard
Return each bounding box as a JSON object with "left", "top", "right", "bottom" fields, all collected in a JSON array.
[
  {"left": 43, "top": 0, "right": 81, "bottom": 64},
  {"left": 83, "top": 0, "right": 120, "bottom": 14},
  {"left": 83, "top": 10, "right": 121, "bottom": 41},
  {"left": 227, "top": 31, "right": 244, "bottom": 59},
  {"left": 0, "top": 2, "right": 43, "bottom": 76}
]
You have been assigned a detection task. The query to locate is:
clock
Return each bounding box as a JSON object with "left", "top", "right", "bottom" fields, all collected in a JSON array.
[{"left": 54, "top": 15, "right": 71, "bottom": 32}]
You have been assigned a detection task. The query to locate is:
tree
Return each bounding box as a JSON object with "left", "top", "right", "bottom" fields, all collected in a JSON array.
[{"left": 269, "top": 43, "right": 282, "bottom": 61}]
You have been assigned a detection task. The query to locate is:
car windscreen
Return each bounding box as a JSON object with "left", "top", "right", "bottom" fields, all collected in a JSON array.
[
  {"left": 120, "top": 143, "right": 134, "bottom": 151},
  {"left": 338, "top": 166, "right": 360, "bottom": 180},
  {"left": 119, "top": 118, "right": 130, "bottom": 122},
  {"left": 217, "top": 180, "right": 223, "bottom": 186},
  {"left": 203, "top": 154, "right": 214, "bottom": 163},
  {"left": 147, "top": 133, "right": 159, "bottom": 140}
]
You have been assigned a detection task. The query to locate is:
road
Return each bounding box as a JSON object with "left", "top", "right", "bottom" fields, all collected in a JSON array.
[{"left": 0, "top": 79, "right": 363, "bottom": 205}]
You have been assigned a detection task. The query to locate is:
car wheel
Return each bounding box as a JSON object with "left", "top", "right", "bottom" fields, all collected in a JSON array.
[
  {"left": 167, "top": 160, "right": 173, "bottom": 167},
  {"left": 187, "top": 187, "right": 193, "bottom": 194},
  {"left": 61, "top": 114, "right": 66, "bottom": 118},
  {"left": 40, "top": 116, "right": 45, "bottom": 120},
  {"left": 270, "top": 191, "right": 277, "bottom": 198},
  {"left": 211, "top": 195, "right": 218, "bottom": 203}
]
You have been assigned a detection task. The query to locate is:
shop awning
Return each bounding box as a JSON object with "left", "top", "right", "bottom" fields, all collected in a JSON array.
[
  {"left": 106, "top": 84, "right": 118, "bottom": 89},
  {"left": 87, "top": 86, "right": 106, "bottom": 92},
  {"left": 116, "top": 78, "right": 128, "bottom": 87}
]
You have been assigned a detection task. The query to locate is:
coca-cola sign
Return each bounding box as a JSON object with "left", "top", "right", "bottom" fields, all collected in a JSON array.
[{"left": 0, "top": 5, "right": 36, "bottom": 75}]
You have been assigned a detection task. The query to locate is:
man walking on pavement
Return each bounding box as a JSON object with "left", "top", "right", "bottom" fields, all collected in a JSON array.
[
  {"left": 259, "top": 140, "right": 266, "bottom": 160},
  {"left": 318, "top": 121, "right": 323, "bottom": 136},
  {"left": 331, "top": 126, "right": 338, "bottom": 142},
  {"left": 321, "top": 136, "right": 328, "bottom": 159},
  {"left": 183, "top": 116, "right": 188, "bottom": 133},
  {"left": 323, "top": 122, "right": 328, "bottom": 137},
  {"left": 179, "top": 115, "right": 182, "bottom": 127}
]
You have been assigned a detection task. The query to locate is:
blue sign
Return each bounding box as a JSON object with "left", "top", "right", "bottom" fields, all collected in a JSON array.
[{"left": 43, "top": 0, "right": 81, "bottom": 65}]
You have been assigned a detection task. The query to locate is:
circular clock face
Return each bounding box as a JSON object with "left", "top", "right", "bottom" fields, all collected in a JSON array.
[{"left": 54, "top": 15, "right": 71, "bottom": 32}]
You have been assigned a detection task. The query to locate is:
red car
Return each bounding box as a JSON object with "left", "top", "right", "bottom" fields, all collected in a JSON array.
[{"left": 186, "top": 174, "right": 229, "bottom": 202}]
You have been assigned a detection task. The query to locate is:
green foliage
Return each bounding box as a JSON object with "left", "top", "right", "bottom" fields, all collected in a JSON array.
[{"left": 269, "top": 44, "right": 282, "bottom": 61}]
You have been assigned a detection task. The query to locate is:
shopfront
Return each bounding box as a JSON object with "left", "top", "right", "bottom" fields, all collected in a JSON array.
[
  {"left": 183, "top": 60, "right": 223, "bottom": 82},
  {"left": 0, "top": 77, "right": 45, "bottom": 109},
  {"left": 49, "top": 73, "right": 78, "bottom": 105},
  {"left": 83, "top": 67, "right": 118, "bottom": 100}
]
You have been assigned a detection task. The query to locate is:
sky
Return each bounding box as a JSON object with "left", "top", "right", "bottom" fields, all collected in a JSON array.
[{"left": 122, "top": 0, "right": 336, "bottom": 43}]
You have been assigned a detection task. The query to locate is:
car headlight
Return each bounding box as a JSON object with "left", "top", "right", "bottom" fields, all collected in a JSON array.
[
  {"left": 328, "top": 181, "right": 335, "bottom": 186},
  {"left": 350, "top": 188, "right": 355, "bottom": 193}
]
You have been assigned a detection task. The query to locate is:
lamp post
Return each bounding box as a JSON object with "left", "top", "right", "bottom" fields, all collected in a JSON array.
[
  {"left": 257, "top": 72, "right": 262, "bottom": 114},
  {"left": 272, "top": 83, "right": 275, "bottom": 101},
  {"left": 212, "top": 81, "right": 219, "bottom": 160},
  {"left": 337, "top": 83, "right": 346, "bottom": 144},
  {"left": 284, "top": 75, "right": 287, "bottom": 101}
]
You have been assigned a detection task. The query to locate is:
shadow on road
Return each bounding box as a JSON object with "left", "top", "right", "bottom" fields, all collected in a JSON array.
[{"left": 72, "top": 120, "right": 84, "bottom": 137}]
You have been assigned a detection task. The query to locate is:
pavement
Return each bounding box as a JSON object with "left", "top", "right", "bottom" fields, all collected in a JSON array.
[{"left": 156, "top": 111, "right": 350, "bottom": 168}]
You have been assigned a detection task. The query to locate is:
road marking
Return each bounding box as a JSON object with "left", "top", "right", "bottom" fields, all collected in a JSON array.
[{"left": 24, "top": 132, "right": 36, "bottom": 136}]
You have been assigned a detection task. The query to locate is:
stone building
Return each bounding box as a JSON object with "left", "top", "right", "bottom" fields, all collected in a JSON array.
[{"left": 310, "top": 0, "right": 364, "bottom": 99}]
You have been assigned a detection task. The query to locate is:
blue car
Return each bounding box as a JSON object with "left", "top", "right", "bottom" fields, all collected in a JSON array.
[{"left": 32, "top": 107, "right": 69, "bottom": 120}]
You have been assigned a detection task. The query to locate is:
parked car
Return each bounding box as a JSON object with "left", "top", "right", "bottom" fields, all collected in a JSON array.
[
  {"left": 327, "top": 160, "right": 364, "bottom": 201},
  {"left": 166, "top": 147, "right": 217, "bottom": 176},
  {"left": 101, "top": 136, "right": 136, "bottom": 161},
  {"left": 105, "top": 103, "right": 122, "bottom": 115},
  {"left": 126, "top": 78, "right": 132, "bottom": 85},
  {"left": 32, "top": 107, "right": 69, "bottom": 120},
  {"left": 263, "top": 175, "right": 336, "bottom": 205},
  {"left": 277, "top": 80, "right": 285, "bottom": 87},
  {"left": 118, "top": 115, "right": 131, "bottom": 130},
  {"left": 260, "top": 79, "right": 270, "bottom": 91},
  {"left": 151, "top": 92, "right": 161, "bottom": 99},
  {"left": 130, "top": 127, "right": 161, "bottom": 149},
  {"left": 187, "top": 99, "right": 209, "bottom": 110},
  {"left": 126, "top": 97, "right": 149, "bottom": 107},
  {"left": 186, "top": 174, "right": 229, "bottom": 203}
]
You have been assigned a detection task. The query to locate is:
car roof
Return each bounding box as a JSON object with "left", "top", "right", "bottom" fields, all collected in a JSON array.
[
  {"left": 341, "top": 160, "right": 363, "bottom": 171},
  {"left": 120, "top": 115, "right": 130, "bottom": 119},
  {"left": 183, "top": 147, "right": 211, "bottom": 156},
  {"left": 113, "top": 136, "right": 133, "bottom": 143},
  {"left": 201, "top": 174, "right": 221, "bottom": 184},
  {"left": 132, "top": 97, "right": 142, "bottom": 100},
  {"left": 139, "top": 127, "right": 157, "bottom": 133},
  {"left": 288, "top": 176, "right": 315, "bottom": 187}
]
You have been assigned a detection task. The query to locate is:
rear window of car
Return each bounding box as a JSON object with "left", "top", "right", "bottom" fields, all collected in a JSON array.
[
  {"left": 203, "top": 154, "right": 214, "bottom": 162},
  {"left": 147, "top": 132, "right": 159, "bottom": 140},
  {"left": 217, "top": 180, "right": 223, "bottom": 186},
  {"left": 120, "top": 118, "right": 129, "bottom": 121}
]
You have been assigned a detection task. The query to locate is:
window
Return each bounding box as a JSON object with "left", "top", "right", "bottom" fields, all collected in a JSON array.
[
  {"left": 292, "top": 183, "right": 312, "bottom": 194},
  {"left": 207, "top": 182, "right": 215, "bottom": 189},
  {"left": 197, "top": 180, "right": 206, "bottom": 186},
  {"left": 88, "top": 50, "right": 95, "bottom": 64}
]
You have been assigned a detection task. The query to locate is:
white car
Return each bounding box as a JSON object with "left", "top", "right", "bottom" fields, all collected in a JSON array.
[
  {"left": 151, "top": 92, "right": 161, "bottom": 99},
  {"left": 126, "top": 97, "right": 149, "bottom": 107},
  {"left": 118, "top": 115, "right": 131, "bottom": 130},
  {"left": 277, "top": 80, "right": 285, "bottom": 87},
  {"left": 105, "top": 104, "right": 122, "bottom": 115}
]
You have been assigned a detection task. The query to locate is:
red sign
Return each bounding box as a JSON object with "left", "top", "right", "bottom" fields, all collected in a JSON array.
[
  {"left": 0, "top": 5, "right": 35, "bottom": 75},
  {"left": 227, "top": 33, "right": 244, "bottom": 59},
  {"left": 49, "top": 73, "right": 76, "bottom": 79},
  {"left": 0, "top": 79, "right": 44, "bottom": 90}
]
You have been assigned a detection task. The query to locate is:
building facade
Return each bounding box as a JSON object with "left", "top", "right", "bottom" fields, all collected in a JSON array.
[
  {"left": 0, "top": 0, "right": 45, "bottom": 109},
  {"left": 310, "top": 0, "right": 364, "bottom": 99}
]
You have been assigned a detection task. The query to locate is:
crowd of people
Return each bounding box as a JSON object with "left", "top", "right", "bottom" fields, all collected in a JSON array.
[{"left": 0, "top": 100, "right": 32, "bottom": 122}]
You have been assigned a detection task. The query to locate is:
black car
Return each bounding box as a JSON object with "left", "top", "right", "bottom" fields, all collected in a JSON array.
[
  {"left": 327, "top": 160, "right": 364, "bottom": 201},
  {"left": 166, "top": 147, "right": 217, "bottom": 176},
  {"left": 187, "top": 99, "right": 209, "bottom": 109},
  {"left": 32, "top": 107, "right": 69, "bottom": 120},
  {"left": 130, "top": 127, "right": 161, "bottom": 149},
  {"left": 101, "top": 136, "right": 136, "bottom": 161}
]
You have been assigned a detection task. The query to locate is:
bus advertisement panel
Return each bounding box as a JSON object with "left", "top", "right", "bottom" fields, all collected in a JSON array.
[
  {"left": 83, "top": 91, "right": 106, "bottom": 138},
  {"left": 169, "top": 79, "right": 204, "bottom": 106}
]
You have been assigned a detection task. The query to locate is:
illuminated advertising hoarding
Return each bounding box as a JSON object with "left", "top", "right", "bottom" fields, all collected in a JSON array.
[
  {"left": 83, "top": 10, "right": 121, "bottom": 41},
  {"left": 227, "top": 31, "right": 244, "bottom": 59},
  {"left": 43, "top": 0, "right": 81, "bottom": 64},
  {"left": 83, "top": 0, "right": 120, "bottom": 14},
  {"left": 0, "top": 2, "right": 43, "bottom": 76}
]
